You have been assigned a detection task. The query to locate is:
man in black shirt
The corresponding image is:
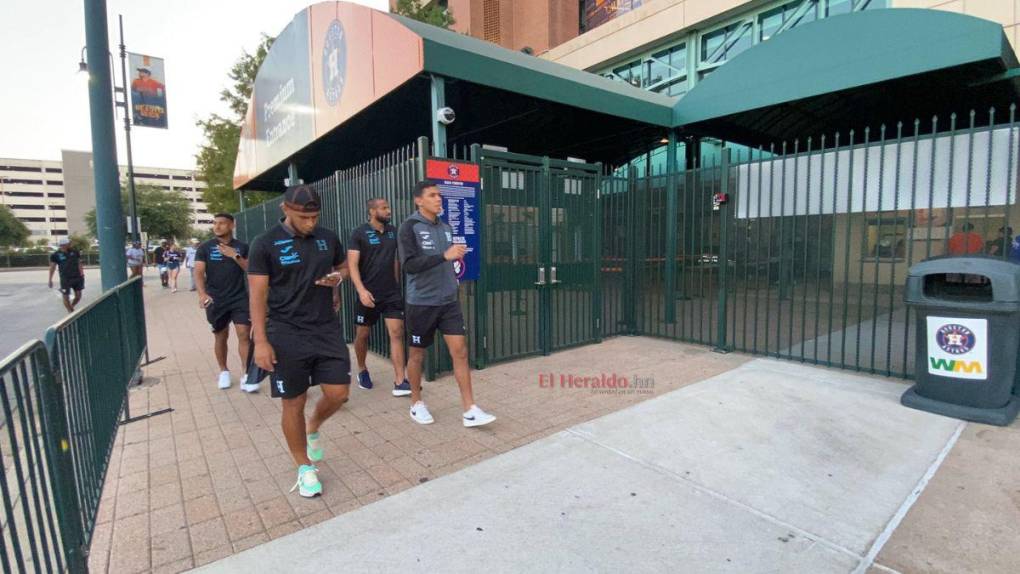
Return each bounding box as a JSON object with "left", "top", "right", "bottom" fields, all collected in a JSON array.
[
  {"left": 195, "top": 213, "right": 255, "bottom": 392},
  {"left": 348, "top": 198, "right": 410, "bottom": 396},
  {"left": 154, "top": 240, "right": 169, "bottom": 288},
  {"left": 48, "top": 238, "right": 84, "bottom": 313},
  {"left": 248, "top": 185, "right": 350, "bottom": 498}
]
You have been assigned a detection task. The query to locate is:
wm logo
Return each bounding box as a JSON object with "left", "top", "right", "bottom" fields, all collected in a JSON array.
[{"left": 930, "top": 358, "right": 983, "bottom": 374}]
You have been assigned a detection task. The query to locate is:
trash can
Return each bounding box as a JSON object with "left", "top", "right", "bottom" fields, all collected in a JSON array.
[{"left": 901, "top": 256, "right": 1020, "bottom": 426}]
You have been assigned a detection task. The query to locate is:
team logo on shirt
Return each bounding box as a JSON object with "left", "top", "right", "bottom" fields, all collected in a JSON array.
[
  {"left": 210, "top": 247, "right": 224, "bottom": 261},
  {"left": 418, "top": 230, "right": 434, "bottom": 249},
  {"left": 275, "top": 239, "right": 301, "bottom": 266},
  {"left": 411, "top": 335, "right": 422, "bottom": 344},
  {"left": 316, "top": 239, "right": 328, "bottom": 252}
]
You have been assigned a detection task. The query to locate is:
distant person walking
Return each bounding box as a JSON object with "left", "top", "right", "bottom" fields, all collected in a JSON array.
[
  {"left": 185, "top": 238, "right": 200, "bottom": 291},
  {"left": 165, "top": 241, "right": 183, "bottom": 292},
  {"left": 154, "top": 240, "right": 169, "bottom": 288},
  {"left": 398, "top": 181, "right": 495, "bottom": 428},
  {"left": 48, "top": 238, "right": 84, "bottom": 313},
  {"left": 195, "top": 214, "right": 256, "bottom": 392},
  {"left": 126, "top": 241, "right": 145, "bottom": 278},
  {"left": 348, "top": 198, "right": 410, "bottom": 396},
  {"left": 249, "top": 185, "right": 351, "bottom": 498}
]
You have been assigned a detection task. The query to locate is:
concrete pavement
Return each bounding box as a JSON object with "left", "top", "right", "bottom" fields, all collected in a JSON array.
[
  {"left": 0, "top": 267, "right": 103, "bottom": 357},
  {"left": 198, "top": 359, "right": 1001, "bottom": 574}
]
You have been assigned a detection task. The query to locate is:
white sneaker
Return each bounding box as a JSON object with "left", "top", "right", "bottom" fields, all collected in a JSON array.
[
  {"left": 288, "top": 465, "right": 322, "bottom": 498},
  {"left": 217, "top": 371, "right": 231, "bottom": 389},
  {"left": 463, "top": 405, "right": 496, "bottom": 428},
  {"left": 410, "top": 401, "right": 434, "bottom": 425},
  {"left": 240, "top": 374, "right": 259, "bottom": 393}
]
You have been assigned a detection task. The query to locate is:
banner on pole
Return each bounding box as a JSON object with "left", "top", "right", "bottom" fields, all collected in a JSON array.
[{"left": 128, "top": 53, "right": 168, "bottom": 128}]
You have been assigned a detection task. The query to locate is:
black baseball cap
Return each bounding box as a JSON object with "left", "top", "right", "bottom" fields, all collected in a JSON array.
[{"left": 283, "top": 185, "right": 321, "bottom": 213}]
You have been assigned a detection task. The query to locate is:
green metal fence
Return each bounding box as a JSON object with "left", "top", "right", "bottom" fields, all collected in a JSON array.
[
  {"left": 635, "top": 107, "right": 1019, "bottom": 378},
  {"left": 0, "top": 276, "right": 146, "bottom": 573},
  {"left": 0, "top": 341, "right": 81, "bottom": 573},
  {"left": 43, "top": 277, "right": 146, "bottom": 558}
]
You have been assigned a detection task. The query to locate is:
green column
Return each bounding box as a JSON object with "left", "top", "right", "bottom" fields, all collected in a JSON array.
[
  {"left": 665, "top": 129, "right": 679, "bottom": 323},
  {"left": 430, "top": 75, "right": 447, "bottom": 158},
  {"left": 85, "top": 0, "right": 127, "bottom": 290}
]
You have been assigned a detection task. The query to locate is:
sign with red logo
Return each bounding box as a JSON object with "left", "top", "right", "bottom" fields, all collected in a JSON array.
[{"left": 426, "top": 159, "right": 480, "bottom": 281}]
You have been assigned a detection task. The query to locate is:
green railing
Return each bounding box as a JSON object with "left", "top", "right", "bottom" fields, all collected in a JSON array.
[
  {"left": 0, "top": 276, "right": 146, "bottom": 573},
  {"left": 43, "top": 277, "right": 145, "bottom": 562},
  {"left": 0, "top": 341, "right": 81, "bottom": 574}
]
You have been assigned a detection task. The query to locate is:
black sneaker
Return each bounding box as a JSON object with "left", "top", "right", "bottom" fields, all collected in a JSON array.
[{"left": 357, "top": 370, "right": 373, "bottom": 390}]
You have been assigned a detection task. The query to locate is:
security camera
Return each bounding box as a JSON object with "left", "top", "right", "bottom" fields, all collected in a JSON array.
[{"left": 436, "top": 107, "right": 456, "bottom": 125}]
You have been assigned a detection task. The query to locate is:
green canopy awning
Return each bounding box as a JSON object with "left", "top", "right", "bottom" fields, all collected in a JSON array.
[{"left": 673, "top": 9, "right": 1019, "bottom": 144}]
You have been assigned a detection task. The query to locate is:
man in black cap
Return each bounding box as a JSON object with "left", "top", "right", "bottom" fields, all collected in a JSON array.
[
  {"left": 248, "top": 185, "right": 350, "bottom": 498},
  {"left": 48, "top": 237, "right": 84, "bottom": 313},
  {"left": 195, "top": 213, "right": 255, "bottom": 392},
  {"left": 348, "top": 197, "right": 410, "bottom": 396},
  {"left": 398, "top": 181, "right": 495, "bottom": 427}
]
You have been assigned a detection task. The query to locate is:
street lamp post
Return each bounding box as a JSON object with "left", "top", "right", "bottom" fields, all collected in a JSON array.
[
  {"left": 80, "top": 15, "right": 140, "bottom": 245},
  {"left": 83, "top": 0, "right": 127, "bottom": 290}
]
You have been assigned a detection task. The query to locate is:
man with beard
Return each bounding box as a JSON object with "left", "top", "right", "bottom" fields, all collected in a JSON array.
[
  {"left": 347, "top": 198, "right": 410, "bottom": 396},
  {"left": 195, "top": 213, "right": 256, "bottom": 392}
]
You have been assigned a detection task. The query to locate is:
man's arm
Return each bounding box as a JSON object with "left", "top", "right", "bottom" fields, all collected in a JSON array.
[
  {"left": 195, "top": 261, "right": 211, "bottom": 307},
  {"left": 219, "top": 243, "right": 248, "bottom": 271},
  {"left": 248, "top": 274, "right": 276, "bottom": 371}
]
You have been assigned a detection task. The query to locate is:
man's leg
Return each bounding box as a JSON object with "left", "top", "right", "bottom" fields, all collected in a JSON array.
[
  {"left": 307, "top": 383, "right": 349, "bottom": 435},
  {"left": 213, "top": 328, "right": 229, "bottom": 371},
  {"left": 353, "top": 326, "right": 370, "bottom": 372},
  {"left": 407, "top": 346, "right": 426, "bottom": 404},
  {"left": 444, "top": 334, "right": 475, "bottom": 411},
  {"left": 70, "top": 289, "right": 83, "bottom": 311},
  {"left": 60, "top": 291, "right": 73, "bottom": 313},
  {"left": 384, "top": 317, "right": 406, "bottom": 384},
  {"left": 234, "top": 323, "right": 251, "bottom": 372},
  {"left": 281, "top": 393, "right": 312, "bottom": 466},
  {"left": 189, "top": 269, "right": 196, "bottom": 291}
]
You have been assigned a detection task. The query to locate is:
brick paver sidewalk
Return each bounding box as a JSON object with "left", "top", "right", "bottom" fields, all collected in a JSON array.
[{"left": 87, "top": 279, "right": 748, "bottom": 573}]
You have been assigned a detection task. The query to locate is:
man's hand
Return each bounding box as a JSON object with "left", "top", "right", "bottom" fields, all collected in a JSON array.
[
  {"left": 254, "top": 341, "right": 277, "bottom": 372},
  {"left": 218, "top": 243, "right": 238, "bottom": 259},
  {"left": 199, "top": 295, "right": 213, "bottom": 309},
  {"left": 333, "top": 293, "right": 341, "bottom": 313},
  {"left": 314, "top": 272, "right": 343, "bottom": 288},
  {"left": 444, "top": 244, "right": 467, "bottom": 261},
  {"left": 358, "top": 288, "right": 375, "bottom": 308}
]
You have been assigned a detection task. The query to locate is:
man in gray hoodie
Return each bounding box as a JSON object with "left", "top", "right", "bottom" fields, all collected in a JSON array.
[{"left": 397, "top": 181, "right": 496, "bottom": 427}]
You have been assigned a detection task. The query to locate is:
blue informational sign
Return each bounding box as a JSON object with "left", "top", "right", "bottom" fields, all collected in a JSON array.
[{"left": 427, "top": 159, "right": 480, "bottom": 281}]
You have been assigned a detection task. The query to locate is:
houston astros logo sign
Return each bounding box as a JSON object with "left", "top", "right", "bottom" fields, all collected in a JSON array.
[
  {"left": 447, "top": 165, "right": 460, "bottom": 178},
  {"left": 322, "top": 19, "right": 347, "bottom": 106},
  {"left": 936, "top": 324, "right": 976, "bottom": 355}
]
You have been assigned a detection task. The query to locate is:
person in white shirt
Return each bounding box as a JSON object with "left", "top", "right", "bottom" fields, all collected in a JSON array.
[
  {"left": 125, "top": 241, "right": 145, "bottom": 278},
  {"left": 185, "top": 238, "right": 200, "bottom": 291}
]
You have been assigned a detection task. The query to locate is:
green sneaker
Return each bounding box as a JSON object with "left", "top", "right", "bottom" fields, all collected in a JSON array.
[
  {"left": 307, "top": 432, "right": 323, "bottom": 462},
  {"left": 290, "top": 465, "right": 322, "bottom": 498}
]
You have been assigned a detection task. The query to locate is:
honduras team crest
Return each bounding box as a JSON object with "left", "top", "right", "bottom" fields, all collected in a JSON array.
[{"left": 322, "top": 19, "right": 347, "bottom": 107}]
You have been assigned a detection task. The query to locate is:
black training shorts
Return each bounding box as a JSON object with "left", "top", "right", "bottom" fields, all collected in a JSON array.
[
  {"left": 206, "top": 301, "right": 251, "bottom": 333},
  {"left": 405, "top": 301, "right": 465, "bottom": 348},
  {"left": 267, "top": 329, "right": 351, "bottom": 398},
  {"left": 354, "top": 293, "right": 404, "bottom": 327},
  {"left": 59, "top": 276, "right": 84, "bottom": 295}
]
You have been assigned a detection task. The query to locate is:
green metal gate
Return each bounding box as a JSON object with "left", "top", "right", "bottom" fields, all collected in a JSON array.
[{"left": 475, "top": 149, "right": 602, "bottom": 365}]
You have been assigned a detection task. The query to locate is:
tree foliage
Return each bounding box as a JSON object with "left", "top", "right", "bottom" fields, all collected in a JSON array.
[
  {"left": 195, "top": 35, "right": 277, "bottom": 215},
  {"left": 394, "top": 0, "right": 455, "bottom": 28},
  {"left": 0, "top": 205, "right": 30, "bottom": 248},
  {"left": 85, "top": 185, "right": 193, "bottom": 241}
]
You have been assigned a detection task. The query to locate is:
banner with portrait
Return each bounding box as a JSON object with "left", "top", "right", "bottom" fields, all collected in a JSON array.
[{"left": 128, "top": 53, "right": 168, "bottom": 128}]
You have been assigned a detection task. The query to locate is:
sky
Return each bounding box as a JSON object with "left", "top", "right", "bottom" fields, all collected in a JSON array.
[{"left": 0, "top": 0, "right": 390, "bottom": 170}]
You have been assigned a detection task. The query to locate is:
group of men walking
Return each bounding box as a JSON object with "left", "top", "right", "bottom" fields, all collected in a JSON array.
[{"left": 196, "top": 182, "right": 495, "bottom": 497}]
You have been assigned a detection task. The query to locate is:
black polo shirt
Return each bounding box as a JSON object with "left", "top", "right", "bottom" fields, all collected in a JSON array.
[
  {"left": 50, "top": 249, "right": 82, "bottom": 280},
  {"left": 248, "top": 222, "right": 345, "bottom": 334},
  {"left": 195, "top": 238, "right": 249, "bottom": 307},
  {"left": 349, "top": 222, "right": 399, "bottom": 297}
]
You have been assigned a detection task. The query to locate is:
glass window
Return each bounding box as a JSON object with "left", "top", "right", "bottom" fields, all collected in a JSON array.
[
  {"left": 827, "top": 0, "right": 852, "bottom": 16},
  {"left": 700, "top": 21, "right": 752, "bottom": 66},
  {"left": 646, "top": 58, "right": 669, "bottom": 87},
  {"left": 760, "top": 1, "right": 817, "bottom": 42}
]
